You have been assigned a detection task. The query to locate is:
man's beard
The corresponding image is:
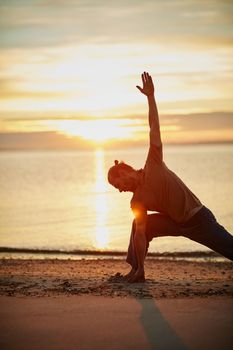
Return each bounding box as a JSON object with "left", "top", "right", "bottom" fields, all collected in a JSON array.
[{"left": 126, "top": 178, "right": 137, "bottom": 192}]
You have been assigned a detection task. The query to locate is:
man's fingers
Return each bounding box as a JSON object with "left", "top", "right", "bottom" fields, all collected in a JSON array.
[
  {"left": 138, "top": 72, "right": 153, "bottom": 93},
  {"left": 144, "top": 71, "right": 148, "bottom": 83},
  {"left": 142, "top": 73, "right": 146, "bottom": 85},
  {"left": 142, "top": 71, "right": 152, "bottom": 84},
  {"left": 136, "top": 85, "right": 143, "bottom": 92},
  {"left": 146, "top": 72, "right": 153, "bottom": 82},
  {"left": 145, "top": 71, "right": 151, "bottom": 80}
]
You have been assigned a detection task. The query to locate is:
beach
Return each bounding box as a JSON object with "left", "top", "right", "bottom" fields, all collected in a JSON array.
[
  {"left": 0, "top": 258, "right": 233, "bottom": 298},
  {"left": 0, "top": 258, "right": 233, "bottom": 349}
]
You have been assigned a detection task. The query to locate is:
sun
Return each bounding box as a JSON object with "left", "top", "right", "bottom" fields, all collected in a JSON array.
[{"left": 50, "top": 119, "right": 133, "bottom": 143}]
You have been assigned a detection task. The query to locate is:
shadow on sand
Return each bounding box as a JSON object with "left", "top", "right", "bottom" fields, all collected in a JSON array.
[
  {"left": 109, "top": 275, "right": 186, "bottom": 350},
  {"left": 137, "top": 288, "right": 186, "bottom": 350}
]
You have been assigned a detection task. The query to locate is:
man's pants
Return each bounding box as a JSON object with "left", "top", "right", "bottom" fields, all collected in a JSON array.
[{"left": 126, "top": 206, "right": 233, "bottom": 270}]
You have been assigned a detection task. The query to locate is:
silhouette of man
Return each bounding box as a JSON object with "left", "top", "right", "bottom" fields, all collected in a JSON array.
[{"left": 108, "top": 72, "right": 233, "bottom": 283}]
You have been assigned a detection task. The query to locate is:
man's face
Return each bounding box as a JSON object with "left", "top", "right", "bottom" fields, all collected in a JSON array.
[{"left": 111, "top": 170, "right": 136, "bottom": 192}]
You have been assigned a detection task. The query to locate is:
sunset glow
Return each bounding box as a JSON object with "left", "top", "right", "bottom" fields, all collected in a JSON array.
[
  {"left": 51, "top": 119, "right": 134, "bottom": 142},
  {"left": 0, "top": 0, "right": 233, "bottom": 149}
]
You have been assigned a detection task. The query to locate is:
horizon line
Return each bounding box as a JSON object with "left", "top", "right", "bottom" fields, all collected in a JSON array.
[{"left": 0, "top": 140, "right": 233, "bottom": 152}]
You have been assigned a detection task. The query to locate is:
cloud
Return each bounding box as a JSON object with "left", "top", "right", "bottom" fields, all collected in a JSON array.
[
  {"left": 0, "top": 0, "right": 232, "bottom": 48},
  {"left": 0, "top": 0, "right": 232, "bottom": 119},
  {"left": 1, "top": 110, "right": 232, "bottom": 131},
  {"left": 0, "top": 78, "right": 67, "bottom": 99}
]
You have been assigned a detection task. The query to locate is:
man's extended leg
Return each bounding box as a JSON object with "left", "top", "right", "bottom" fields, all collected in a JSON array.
[{"left": 181, "top": 206, "right": 233, "bottom": 261}]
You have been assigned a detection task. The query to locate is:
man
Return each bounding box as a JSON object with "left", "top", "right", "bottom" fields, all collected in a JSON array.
[{"left": 108, "top": 72, "right": 233, "bottom": 283}]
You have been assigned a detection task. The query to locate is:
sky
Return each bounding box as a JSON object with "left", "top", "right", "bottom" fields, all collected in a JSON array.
[{"left": 0, "top": 0, "right": 233, "bottom": 149}]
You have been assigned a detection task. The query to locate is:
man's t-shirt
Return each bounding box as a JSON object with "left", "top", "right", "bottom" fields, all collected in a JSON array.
[{"left": 131, "top": 126, "right": 202, "bottom": 223}]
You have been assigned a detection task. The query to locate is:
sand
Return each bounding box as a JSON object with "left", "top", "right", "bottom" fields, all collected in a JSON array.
[
  {"left": 0, "top": 296, "right": 233, "bottom": 350},
  {"left": 0, "top": 258, "right": 233, "bottom": 350},
  {"left": 0, "top": 258, "right": 232, "bottom": 298}
]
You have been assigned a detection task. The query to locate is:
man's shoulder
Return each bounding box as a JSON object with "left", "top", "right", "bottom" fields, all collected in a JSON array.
[{"left": 130, "top": 186, "right": 143, "bottom": 208}]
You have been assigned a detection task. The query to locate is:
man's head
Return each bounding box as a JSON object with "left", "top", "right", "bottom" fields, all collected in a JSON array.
[{"left": 108, "top": 160, "right": 138, "bottom": 192}]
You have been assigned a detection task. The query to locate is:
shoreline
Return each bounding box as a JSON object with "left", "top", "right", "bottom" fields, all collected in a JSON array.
[{"left": 0, "top": 247, "right": 223, "bottom": 260}]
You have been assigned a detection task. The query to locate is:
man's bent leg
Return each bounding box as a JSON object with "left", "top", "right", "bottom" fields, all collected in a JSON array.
[
  {"left": 126, "top": 219, "right": 139, "bottom": 270},
  {"left": 126, "top": 218, "right": 151, "bottom": 271},
  {"left": 126, "top": 214, "right": 180, "bottom": 267},
  {"left": 145, "top": 213, "right": 181, "bottom": 241}
]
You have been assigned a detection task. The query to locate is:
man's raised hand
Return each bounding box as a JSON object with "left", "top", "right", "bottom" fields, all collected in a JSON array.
[{"left": 136, "top": 72, "right": 154, "bottom": 97}]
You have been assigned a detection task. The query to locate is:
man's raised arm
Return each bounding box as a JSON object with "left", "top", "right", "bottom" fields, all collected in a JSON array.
[{"left": 137, "top": 72, "right": 162, "bottom": 148}]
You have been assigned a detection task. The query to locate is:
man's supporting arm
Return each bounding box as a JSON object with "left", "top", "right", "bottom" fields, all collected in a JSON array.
[{"left": 135, "top": 226, "right": 147, "bottom": 267}]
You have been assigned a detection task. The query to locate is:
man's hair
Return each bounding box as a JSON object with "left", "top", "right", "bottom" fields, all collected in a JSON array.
[{"left": 108, "top": 160, "right": 134, "bottom": 184}]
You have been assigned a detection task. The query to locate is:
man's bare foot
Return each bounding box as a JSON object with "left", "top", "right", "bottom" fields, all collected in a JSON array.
[
  {"left": 127, "top": 268, "right": 145, "bottom": 283},
  {"left": 124, "top": 268, "right": 136, "bottom": 281}
]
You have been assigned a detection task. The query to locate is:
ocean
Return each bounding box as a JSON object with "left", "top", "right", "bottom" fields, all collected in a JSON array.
[{"left": 0, "top": 144, "right": 232, "bottom": 259}]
